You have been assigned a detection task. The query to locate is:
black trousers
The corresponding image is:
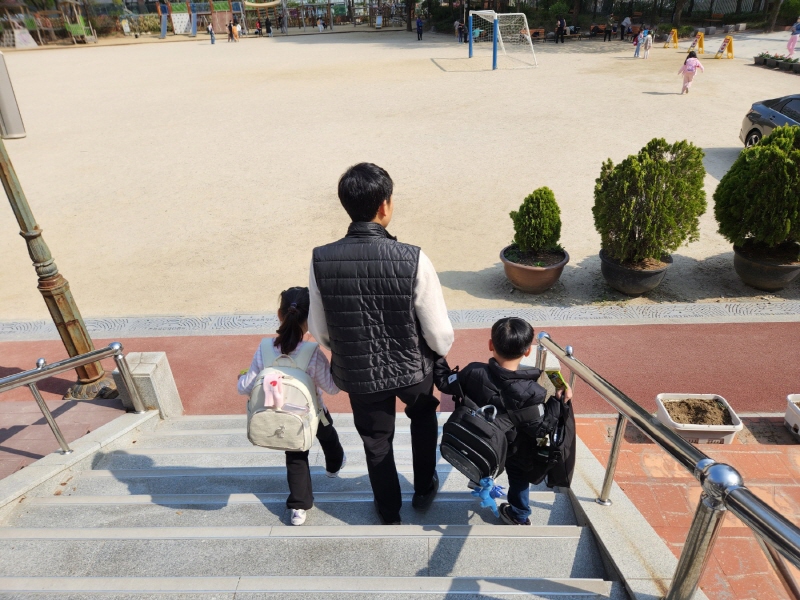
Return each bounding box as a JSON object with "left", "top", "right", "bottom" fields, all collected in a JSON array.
[
  {"left": 603, "top": 29, "right": 612, "bottom": 41},
  {"left": 285, "top": 410, "right": 344, "bottom": 510},
  {"left": 556, "top": 27, "right": 565, "bottom": 42},
  {"left": 417, "top": 30, "right": 422, "bottom": 40},
  {"left": 349, "top": 373, "right": 439, "bottom": 522}
]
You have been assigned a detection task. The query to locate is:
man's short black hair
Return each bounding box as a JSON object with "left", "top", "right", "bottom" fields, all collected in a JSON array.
[
  {"left": 491, "top": 317, "right": 534, "bottom": 360},
  {"left": 338, "top": 163, "right": 394, "bottom": 222}
]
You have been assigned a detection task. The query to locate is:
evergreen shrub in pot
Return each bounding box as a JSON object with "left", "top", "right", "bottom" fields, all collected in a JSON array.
[
  {"left": 592, "top": 138, "right": 707, "bottom": 295},
  {"left": 714, "top": 125, "right": 800, "bottom": 291},
  {"left": 500, "top": 187, "right": 569, "bottom": 294}
]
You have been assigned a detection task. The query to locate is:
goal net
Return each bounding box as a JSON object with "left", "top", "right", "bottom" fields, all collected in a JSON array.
[{"left": 469, "top": 11, "right": 538, "bottom": 68}]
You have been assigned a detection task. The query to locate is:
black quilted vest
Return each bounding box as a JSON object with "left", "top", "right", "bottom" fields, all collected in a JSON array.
[{"left": 312, "top": 222, "right": 434, "bottom": 395}]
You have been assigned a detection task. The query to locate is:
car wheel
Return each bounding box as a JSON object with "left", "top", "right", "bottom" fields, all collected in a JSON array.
[{"left": 745, "top": 129, "right": 762, "bottom": 147}]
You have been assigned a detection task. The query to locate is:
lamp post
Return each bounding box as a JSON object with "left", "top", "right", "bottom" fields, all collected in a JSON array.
[{"left": 0, "top": 52, "right": 114, "bottom": 400}]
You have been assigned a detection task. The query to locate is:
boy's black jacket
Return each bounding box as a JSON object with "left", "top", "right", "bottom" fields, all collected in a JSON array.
[{"left": 434, "top": 356, "right": 576, "bottom": 487}]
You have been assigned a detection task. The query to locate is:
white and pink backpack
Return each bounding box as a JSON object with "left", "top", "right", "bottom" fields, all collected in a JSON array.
[{"left": 247, "top": 340, "right": 328, "bottom": 452}]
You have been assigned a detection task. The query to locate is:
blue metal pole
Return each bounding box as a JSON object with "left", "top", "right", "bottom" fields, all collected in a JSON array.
[
  {"left": 468, "top": 14, "right": 473, "bottom": 58},
  {"left": 492, "top": 16, "right": 498, "bottom": 70}
]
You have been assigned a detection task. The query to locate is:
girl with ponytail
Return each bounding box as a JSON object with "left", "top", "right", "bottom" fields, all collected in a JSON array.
[{"left": 237, "top": 287, "right": 345, "bottom": 526}]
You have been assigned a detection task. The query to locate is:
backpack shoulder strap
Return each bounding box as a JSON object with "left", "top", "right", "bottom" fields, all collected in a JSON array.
[
  {"left": 292, "top": 342, "right": 318, "bottom": 373},
  {"left": 260, "top": 338, "right": 280, "bottom": 368}
]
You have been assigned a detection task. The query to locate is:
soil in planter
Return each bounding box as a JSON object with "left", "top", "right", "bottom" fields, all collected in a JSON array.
[
  {"left": 603, "top": 253, "right": 670, "bottom": 271},
  {"left": 665, "top": 398, "right": 733, "bottom": 426},
  {"left": 737, "top": 241, "right": 800, "bottom": 265},
  {"left": 504, "top": 246, "right": 565, "bottom": 267}
]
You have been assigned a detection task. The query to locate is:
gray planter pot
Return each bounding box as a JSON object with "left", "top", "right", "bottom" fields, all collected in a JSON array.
[
  {"left": 599, "top": 250, "right": 672, "bottom": 296},
  {"left": 766, "top": 58, "right": 778, "bottom": 68},
  {"left": 794, "top": 62, "right": 800, "bottom": 74},
  {"left": 779, "top": 60, "right": 794, "bottom": 71},
  {"left": 754, "top": 56, "right": 766, "bottom": 65},
  {"left": 733, "top": 244, "right": 800, "bottom": 292}
]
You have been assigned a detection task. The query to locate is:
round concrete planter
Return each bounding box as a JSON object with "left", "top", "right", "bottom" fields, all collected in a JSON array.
[
  {"left": 500, "top": 246, "right": 569, "bottom": 294},
  {"left": 732, "top": 244, "right": 800, "bottom": 292},
  {"left": 599, "top": 249, "right": 672, "bottom": 296}
]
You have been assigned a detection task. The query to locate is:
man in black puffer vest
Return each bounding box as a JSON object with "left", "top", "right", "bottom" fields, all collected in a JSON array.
[{"left": 308, "top": 163, "right": 454, "bottom": 525}]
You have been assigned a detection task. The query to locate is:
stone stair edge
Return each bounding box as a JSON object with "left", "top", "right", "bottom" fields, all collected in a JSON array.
[
  {"left": 0, "top": 524, "right": 585, "bottom": 540},
  {"left": 22, "top": 490, "right": 560, "bottom": 506},
  {"left": 0, "top": 575, "right": 614, "bottom": 595}
]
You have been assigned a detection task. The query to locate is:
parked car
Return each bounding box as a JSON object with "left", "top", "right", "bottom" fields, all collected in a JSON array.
[{"left": 740, "top": 94, "right": 800, "bottom": 147}]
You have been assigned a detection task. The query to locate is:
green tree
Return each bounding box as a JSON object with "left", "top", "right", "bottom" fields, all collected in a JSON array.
[
  {"left": 714, "top": 125, "right": 800, "bottom": 248},
  {"left": 510, "top": 187, "right": 562, "bottom": 252},
  {"left": 593, "top": 138, "right": 706, "bottom": 263}
]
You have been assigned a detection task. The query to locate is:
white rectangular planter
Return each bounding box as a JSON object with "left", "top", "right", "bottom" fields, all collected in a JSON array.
[
  {"left": 784, "top": 395, "right": 800, "bottom": 442},
  {"left": 656, "top": 393, "right": 743, "bottom": 445}
]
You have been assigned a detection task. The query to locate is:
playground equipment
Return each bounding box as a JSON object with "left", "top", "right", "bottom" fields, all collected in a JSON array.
[
  {"left": 244, "top": 0, "right": 289, "bottom": 33},
  {"left": 468, "top": 10, "right": 537, "bottom": 70},
  {"left": 0, "top": 0, "right": 41, "bottom": 48},
  {"left": 59, "top": 0, "right": 96, "bottom": 43}
]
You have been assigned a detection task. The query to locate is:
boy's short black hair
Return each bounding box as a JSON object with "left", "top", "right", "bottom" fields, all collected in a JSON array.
[
  {"left": 338, "top": 163, "right": 394, "bottom": 222},
  {"left": 491, "top": 317, "right": 534, "bottom": 360}
]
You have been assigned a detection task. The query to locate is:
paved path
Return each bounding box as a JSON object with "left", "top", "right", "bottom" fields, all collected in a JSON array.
[{"left": 579, "top": 415, "right": 800, "bottom": 600}]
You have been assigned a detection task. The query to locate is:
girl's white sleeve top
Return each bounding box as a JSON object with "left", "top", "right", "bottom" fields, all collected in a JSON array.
[{"left": 236, "top": 342, "right": 340, "bottom": 403}]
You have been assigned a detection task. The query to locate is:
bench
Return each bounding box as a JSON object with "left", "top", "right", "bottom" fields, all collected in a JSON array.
[
  {"left": 553, "top": 26, "right": 582, "bottom": 41},
  {"left": 521, "top": 28, "right": 546, "bottom": 43},
  {"left": 706, "top": 12, "right": 723, "bottom": 26},
  {"left": 624, "top": 24, "right": 643, "bottom": 40}
]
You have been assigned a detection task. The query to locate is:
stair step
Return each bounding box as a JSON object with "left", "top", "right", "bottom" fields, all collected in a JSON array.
[
  {"left": 0, "top": 576, "right": 626, "bottom": 598},
  {"left": 129, "top": 430, "right": 421, "bottom": 449},
  {"left": 0, "top": 527, "right": 607, "bottom": 579},
  {"left": 94, "top": 445, "right": 449, "bottom": 469},
  {"left": 0, "top": 524, "right": 583, "bottom": 540},
  {"left": 8, "top": 492, "right": 576, "bottom": 528},
  {"left": 60, "top": 466, "right": 549, "bottom": 497},
  {"left": 155, "top": 413, "right": 452, "bottom": 432}
]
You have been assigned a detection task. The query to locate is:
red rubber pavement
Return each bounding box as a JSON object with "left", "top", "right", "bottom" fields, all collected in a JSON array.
[{"left": 1, "top": 321, "right": 799, "bottom": 415}]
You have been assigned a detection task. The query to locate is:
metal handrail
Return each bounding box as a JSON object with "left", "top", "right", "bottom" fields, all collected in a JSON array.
[
  {"left": 536, "top": 332, "right": 800, "bottom": 600},
  {"left": 0, "top": 342, "right": 146, "bottom": 454}
]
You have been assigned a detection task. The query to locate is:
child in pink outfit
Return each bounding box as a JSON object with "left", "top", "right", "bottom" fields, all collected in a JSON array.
[{"left": 678, "top": 51, "right": 704, "bottom": 94}]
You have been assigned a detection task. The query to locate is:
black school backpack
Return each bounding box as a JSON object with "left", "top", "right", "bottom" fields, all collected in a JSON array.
[{"left": 440, "top": 369, "right": 547, "bottom": 485}]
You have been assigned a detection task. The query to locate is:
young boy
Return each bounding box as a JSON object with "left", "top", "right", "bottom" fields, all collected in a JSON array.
[{"left": 434, "top": 317, "right": 572, "bottom": 526}]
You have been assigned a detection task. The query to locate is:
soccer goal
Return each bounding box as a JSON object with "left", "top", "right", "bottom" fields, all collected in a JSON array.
[{"left": 468, "top": 10, "right": 538, "bottom": 69}]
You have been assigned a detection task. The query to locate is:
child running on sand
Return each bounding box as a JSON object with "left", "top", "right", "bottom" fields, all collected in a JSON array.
[{"left": 678, "top": 51, "right": 704, "bottom": 94}]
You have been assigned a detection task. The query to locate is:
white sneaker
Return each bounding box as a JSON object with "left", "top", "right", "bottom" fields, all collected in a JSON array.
[
  {"left": 290, "top": 509, "right": 306, "bottom": 526},
  {"left": 326, "top": 453, "right": 346, "bottom": 478}
]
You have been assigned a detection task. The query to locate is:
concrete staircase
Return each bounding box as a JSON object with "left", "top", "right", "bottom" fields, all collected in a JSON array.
[{"left": 0, "top": 414, "right": 628, "bottom": 599}]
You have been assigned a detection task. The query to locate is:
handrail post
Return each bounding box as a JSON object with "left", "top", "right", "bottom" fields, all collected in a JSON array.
[
  {"left": 27, "top": 367, "right": 72, "bottom": 454},
  {"left": 110, "top": 343, "right": 146, "bottom": 414},
  {"left": 666, "top": 462, "right": 743, "bottom": 600},
  {"left": 597, "top": 413, "right": 627, "bottom": 505},
  {"left": 564, "top": 345, "right": 577, "bottom": 390},
  {"left": 755, "top": 535, "right": 800, "bottom": 600},
  {"left": 536, "top": 331, "right": 550, "bottom": 371}
]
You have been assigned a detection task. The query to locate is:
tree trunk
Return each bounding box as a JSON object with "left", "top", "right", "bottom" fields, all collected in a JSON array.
[
  {"left": 673, "top": 0, "right": 687, "bottom": 25},
  {"left": 765, "top": 0, "right": 783, "bottom": 31},
  {"left": 407, "top": 0, "right": 413, "bottom": 30},
  {"left": 734, "top": 0, "right": 742, "bottom": 13},
  {"left": 572, "top": 0, "right": 580, "bottom": 24}
]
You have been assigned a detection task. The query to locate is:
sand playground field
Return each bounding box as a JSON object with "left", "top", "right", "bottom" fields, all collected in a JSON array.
[{"left": 0, "top": 29, "right": 798, "bottom": 322}]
